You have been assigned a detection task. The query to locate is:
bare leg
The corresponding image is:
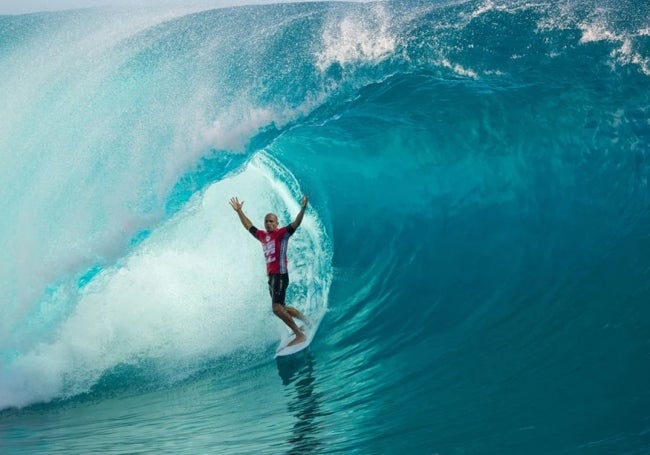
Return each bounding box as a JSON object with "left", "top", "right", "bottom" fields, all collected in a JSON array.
[
  {"left": 285, "top": 306, "right": 309, "bottom": 325},
  {"left": 273, "top": 303, "right": 306, "bottom": 346}
]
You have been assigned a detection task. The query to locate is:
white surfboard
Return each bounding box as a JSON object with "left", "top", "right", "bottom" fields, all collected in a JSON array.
[{"left": 275, "top": 323, "right": 316, "bottom": 357}]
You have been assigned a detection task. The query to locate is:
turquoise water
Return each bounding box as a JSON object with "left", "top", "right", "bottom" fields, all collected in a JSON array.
[{"left": 1, "top": 0, "right": 649, "bottom": 453}]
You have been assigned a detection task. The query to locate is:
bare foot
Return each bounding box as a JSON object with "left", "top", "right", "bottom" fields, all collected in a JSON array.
[{"left": 288, "top": 333, "right": 306, "bottom": 346}]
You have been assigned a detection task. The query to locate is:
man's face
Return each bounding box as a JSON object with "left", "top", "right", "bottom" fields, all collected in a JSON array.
[{"left": 264, "top": 214, "right": 278, "bottom": 232}]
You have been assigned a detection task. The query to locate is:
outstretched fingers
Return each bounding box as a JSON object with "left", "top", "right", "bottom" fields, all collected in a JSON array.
[{"left": 229, "top": 197, "right": 244, "bottom": 211}]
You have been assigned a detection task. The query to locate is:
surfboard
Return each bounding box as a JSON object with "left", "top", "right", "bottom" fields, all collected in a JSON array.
[{"left": 275, "top": 323, "right": 315, "bottom": 357}]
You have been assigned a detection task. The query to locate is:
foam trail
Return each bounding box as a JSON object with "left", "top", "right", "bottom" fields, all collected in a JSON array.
[{"left": 0, "top": 152, "right": 331, "bottom": 409}]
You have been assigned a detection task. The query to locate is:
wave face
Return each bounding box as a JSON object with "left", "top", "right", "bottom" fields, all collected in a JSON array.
[{"left": 1, "top": 0, "right": 649, "bottom": 453}]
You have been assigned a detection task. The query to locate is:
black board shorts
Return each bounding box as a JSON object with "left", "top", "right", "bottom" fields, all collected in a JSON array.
[{"left": 268, "top": 273, "right": 289, "bottom": 305}]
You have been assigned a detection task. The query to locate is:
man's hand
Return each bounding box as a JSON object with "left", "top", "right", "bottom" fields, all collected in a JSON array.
[
  {"left": 230, "top": 196, "right": 253, "bottom": 230},
  {"left": 230, "top": 197, "right": 244, "bottom": 212},
  {"left": 291, "top": 195, "right": 309, "bottom": 230}
]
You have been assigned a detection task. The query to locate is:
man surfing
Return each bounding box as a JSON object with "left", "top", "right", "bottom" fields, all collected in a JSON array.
[{"left": 229, "top": 195, "right": 309, "bottom": 346}]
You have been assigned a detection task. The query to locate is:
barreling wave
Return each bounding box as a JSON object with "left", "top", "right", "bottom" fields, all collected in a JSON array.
[
  {"left": 1, "top": 1, "right": 649, "bottom": 453},
  {"left": 0, "top": 151, "right": 331, "bottom": 409}
]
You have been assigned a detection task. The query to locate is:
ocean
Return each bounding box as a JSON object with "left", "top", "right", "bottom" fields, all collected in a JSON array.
[{"left": 1, "top": 0, "right": 649, "bottom": 453}]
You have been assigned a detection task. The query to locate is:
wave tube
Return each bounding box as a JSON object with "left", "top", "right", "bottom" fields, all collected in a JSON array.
[{"left": 0, "top": 152, "right": 331, "bottom": 410}]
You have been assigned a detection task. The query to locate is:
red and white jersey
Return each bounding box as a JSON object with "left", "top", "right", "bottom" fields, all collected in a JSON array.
[{"left": 249, "top": 225, "right": 295, "bottom": 275}]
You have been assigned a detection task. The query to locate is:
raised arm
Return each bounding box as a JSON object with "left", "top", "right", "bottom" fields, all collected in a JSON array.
[
  {"left": 290, "top": 195, "right": 309, "bottom": 230},
  {"left": 229, "top": 197, "right": 253, "bottom": 230}
]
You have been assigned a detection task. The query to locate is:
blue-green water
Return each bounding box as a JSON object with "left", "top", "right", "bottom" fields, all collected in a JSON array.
[{"left": 1, "top": 0, "right": 649, "bottom": 453}]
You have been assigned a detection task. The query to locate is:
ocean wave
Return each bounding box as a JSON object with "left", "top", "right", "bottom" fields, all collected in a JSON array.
[{"left": 1, "top": 3, "right": 649, "bottom": 453}]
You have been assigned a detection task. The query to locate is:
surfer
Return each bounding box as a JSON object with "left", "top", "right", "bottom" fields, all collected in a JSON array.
[{"left": 229, "top": 195, "right": 309, "bottom": 346}]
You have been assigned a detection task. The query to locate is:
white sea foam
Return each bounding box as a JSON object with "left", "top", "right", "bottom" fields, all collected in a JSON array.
[
  {"left": 194, "top": 97, "right": 319, "bottom": 154},
  {"left": 467, "top": 0, "right": 510, "bottom": 20},
  {"left": 316, "top": 4, "right": 396, "bottom": 72},
  {"left": 439, "top": 58, "right": 479, "bottom": 79},
  {"left": 579, "top": 22, "right": 621, "bottom": 44},
  {"left": 198, "top": 107, "right": 277, "bottom": 152},
  {"left": 579, "top": 21, "right": 650, "bottom": 75}
]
